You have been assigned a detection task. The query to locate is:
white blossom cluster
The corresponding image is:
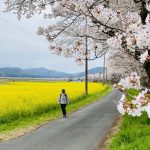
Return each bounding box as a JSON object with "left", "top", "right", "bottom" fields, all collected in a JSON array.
[
  {"left": 114, "top": 73, "right": 150, "bottom": 118},
  {"left": 117, "top": 72, "right": 141, "bottom": 90},
  {"left": 34, "top": 0, "right": 123, "bottom": 62},
  {"left": 107, "top": 3, "right": 150, "bottom": 64},
  {"left": 5, "top": 0, "right": 52, "bottom": 19},
  {"left": 122, "top": 12, "right": 140, "bottom": 28},
  {"left": 107, "top": 35, "right": 122, "bottom": 50},
  {"left": 140, "top": 51, "right": 149, "bottom": 63},
  {"left": 146, "top": 3, "right": 150, "bottom": 12},
  {"left": 47, "top": 36, "right": 104, "bottom": 65},
  {"left": 91, "top": 4, "right": 120, "bottom": 27}
]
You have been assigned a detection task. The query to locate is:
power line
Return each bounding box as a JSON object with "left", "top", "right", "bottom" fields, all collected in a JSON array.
[{"left": 0, "top": 16, "right": 47, "bottom": 44}]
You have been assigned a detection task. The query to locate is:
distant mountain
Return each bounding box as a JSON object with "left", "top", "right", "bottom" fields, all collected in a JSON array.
[
  {"left": 74, "top": 67, "right": 104, "bottom": 78},
  {"left": 22, "top": 68, "right": 73, "bottom": 78},
  {"left": 0, "top": 67, "right": 104, "bottom": 78}
]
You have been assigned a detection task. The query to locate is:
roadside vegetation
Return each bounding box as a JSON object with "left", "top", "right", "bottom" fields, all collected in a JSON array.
[{"left": 109, "top": 89, "right": 150, "bottom": 150}]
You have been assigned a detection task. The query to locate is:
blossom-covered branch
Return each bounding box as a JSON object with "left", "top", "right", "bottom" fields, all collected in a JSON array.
[
  {"left": 114, "top": 72, "right": 150, "bottom": 118},
  {"left": 4, "top": 0, "right": 150, "bottom": 81}
]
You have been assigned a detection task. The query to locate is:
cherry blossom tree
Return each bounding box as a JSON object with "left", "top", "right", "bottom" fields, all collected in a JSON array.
[
  {"left": 4, "top": 0, "right": 150, "bottom": 83},
  {"left": 106, "top": 48, "right": 147, "bottom": 83}
]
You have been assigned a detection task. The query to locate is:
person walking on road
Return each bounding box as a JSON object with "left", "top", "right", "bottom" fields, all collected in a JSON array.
[{"left": 58, "top": 89, "right": 69, "bottom": 118}]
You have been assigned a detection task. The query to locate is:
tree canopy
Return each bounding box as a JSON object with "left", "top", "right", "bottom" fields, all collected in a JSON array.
[{"left": 4, "top": 0, "right": 150, "bottom": 82}]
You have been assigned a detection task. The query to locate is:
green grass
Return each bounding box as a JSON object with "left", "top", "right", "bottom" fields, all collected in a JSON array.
[
  {"left": 109, "top": 89, "right": 150, "bottom": 150},
  {"left": 109, "top": 113, "right": 150, "bottom": 150},
  {"left": 0, "top": 85, "right": 112, "bottom": 134},
  {"left": 126, "top": 88, "right": 140, "bottom": 101}
]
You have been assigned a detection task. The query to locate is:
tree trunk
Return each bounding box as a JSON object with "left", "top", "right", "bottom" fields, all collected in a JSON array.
[{"left": 144, "top": 61, "right": 150, "bottom": 87}]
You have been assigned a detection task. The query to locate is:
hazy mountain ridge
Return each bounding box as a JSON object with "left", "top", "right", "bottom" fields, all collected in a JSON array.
[{"left": 0, "top": 67, "right": 104, "bottom": 78}]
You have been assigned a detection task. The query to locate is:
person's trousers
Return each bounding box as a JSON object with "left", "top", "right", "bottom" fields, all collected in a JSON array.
[{"left": 60, "top": 104, "right": 67, "bottom": 116}]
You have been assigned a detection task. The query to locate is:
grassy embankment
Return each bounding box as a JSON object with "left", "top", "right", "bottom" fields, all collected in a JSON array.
[
  {"left": 0, "top": 80, "right": 112, "bottom": 134},
  {"left": 109, "top": 89, "right": 150, "bottom": 150}
]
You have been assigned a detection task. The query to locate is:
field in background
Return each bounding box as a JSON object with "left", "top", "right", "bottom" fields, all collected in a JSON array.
[{"left": 0, "top": 80, "right": 111, "bottom": 133}]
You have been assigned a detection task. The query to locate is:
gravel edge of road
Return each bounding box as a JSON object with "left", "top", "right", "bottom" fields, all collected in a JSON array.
[{"left": 99, "top": 115, "right": 122, "bottom": 150}]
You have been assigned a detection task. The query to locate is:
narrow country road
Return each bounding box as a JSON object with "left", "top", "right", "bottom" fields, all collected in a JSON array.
[{"left": 0, "top": 89, "right": 122, "bottom": 150}]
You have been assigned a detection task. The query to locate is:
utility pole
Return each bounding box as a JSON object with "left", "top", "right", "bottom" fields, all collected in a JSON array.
[
  {"left": 105, "top": 66, "right": 108, "bottom": 83},
  {"left": 85, "top": 18, "right": 88, "bottom": 95},
  {"left": 85, "top": 36, "right": 88, "bottom": 95},
  {"left": 103, "top": 53, "right": 106, "bottom": 85}
]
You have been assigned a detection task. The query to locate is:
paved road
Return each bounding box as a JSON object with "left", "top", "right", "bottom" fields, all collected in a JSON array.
[{"left": 0, "top": 89, "right": 121, "bottom": 150}]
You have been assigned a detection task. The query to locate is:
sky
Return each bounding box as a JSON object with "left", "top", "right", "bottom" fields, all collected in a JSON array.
[{"left": 0, "top": 1, "right": 104, "bottom": 73}]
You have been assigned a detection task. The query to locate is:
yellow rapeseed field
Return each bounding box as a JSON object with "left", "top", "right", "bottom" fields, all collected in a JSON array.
[{"left": 0, "top": 81, "right": 107, "bottom": 123}]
